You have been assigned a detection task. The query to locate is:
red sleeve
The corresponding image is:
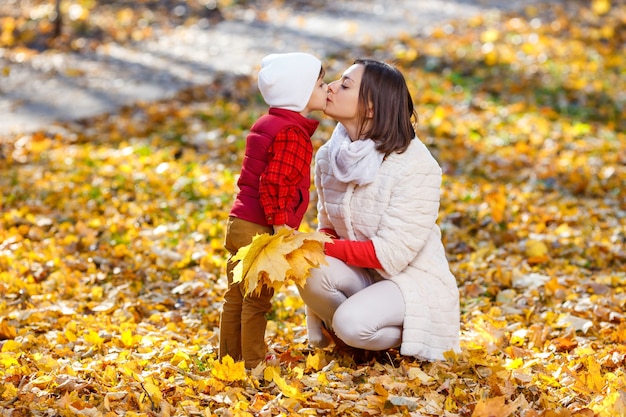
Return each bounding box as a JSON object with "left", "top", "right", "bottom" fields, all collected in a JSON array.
[
  {"left": 319, "top": 228, "right": 340, "bottom": 239},
  {"left": 324, "top": 239, "right": 382, "bottom": 269},
  {"left": 259, "top": 127, "right": 312, "bottom": 225}
]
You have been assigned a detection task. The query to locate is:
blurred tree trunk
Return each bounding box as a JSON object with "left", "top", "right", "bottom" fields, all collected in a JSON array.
[{"left": 53, "top": 0, "right": 62, "bottom": 38}]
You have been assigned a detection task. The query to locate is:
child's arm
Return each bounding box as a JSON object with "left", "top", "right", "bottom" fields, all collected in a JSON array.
[{"left": 259, "top": 127, "right": 312, "bottom": 227}]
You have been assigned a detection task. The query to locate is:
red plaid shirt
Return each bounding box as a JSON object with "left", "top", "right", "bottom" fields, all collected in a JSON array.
[{"left": 259, "top": 126, "right": 313, "bottom": 225}]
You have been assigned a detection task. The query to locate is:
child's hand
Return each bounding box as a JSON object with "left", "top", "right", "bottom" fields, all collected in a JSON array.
[{"left": 273, "top": 224, "right": 297, "bottom": 234}]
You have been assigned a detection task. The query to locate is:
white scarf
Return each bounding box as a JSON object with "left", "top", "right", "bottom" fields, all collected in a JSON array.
[{"left": 327, "top": 123, "right": 384, "bottom": 185}]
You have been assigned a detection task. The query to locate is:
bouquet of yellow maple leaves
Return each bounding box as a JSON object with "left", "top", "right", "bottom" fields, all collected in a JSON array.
[{"left": 231, "top": 228, "right": 333, "bottom": 296}]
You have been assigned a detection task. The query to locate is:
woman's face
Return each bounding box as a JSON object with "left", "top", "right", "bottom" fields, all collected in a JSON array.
[{"left": 324, "top": 63, "right": 364, "bottom": 126}]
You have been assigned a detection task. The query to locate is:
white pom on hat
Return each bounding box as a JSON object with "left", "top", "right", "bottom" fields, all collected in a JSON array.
[{"left": 257, "top": 52, "right": 322, "bottom": 112}]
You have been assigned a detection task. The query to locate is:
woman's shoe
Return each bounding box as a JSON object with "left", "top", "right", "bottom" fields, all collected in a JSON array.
[{"left": 305, "top": 307, "right": 330, "bottom": 348}]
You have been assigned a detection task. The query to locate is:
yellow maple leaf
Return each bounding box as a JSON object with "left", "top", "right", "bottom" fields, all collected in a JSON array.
[
  {"left": 264, "top": 366, "right": 305, "bottom": 400},
  {"left": 121, "top": 329, "right": 135, "bottom": 348},
  {"left": 374, "top": 382, "right": 389, "bottom": 398},
  {"left": 263, "top": 364, "right": 280, "bottom": 382},
  {"left": 525, "top": 239, "right": 548, "bottom": 258},
  {"left": 286, "top": 250, "right": 316, "bottom": 286},
  {"left": 581, "top": 356, "right": 605, "bottom": 394},
  {"left": 484, "top": 185, "right": 507, "bottom": 224},
  {"left": 232, "top": 229, "right": 286, "bottom": 282},
  {"left": 286, "top": 237, "right": 329, "bottom": 286},
  {"left": 592, "top": 390, "right": 626, "bottom": 416},
  {"left": 211, "top": 355, "right": 247, "bottom": 382},
  {"left": 306, "top": 352, "right": 323, "bottom": 372},
  {"left": 471, "top": 395, "right": 523, "bottom": 417},
  {"left": 274, "top": 375, "right": 305, "bottom": 400},
  {"left": 407, "top": 366, "right": 434, "bottom": 385},
  {"left": 0, "top": 318, "right": 16, "bottom": 340},
  {"left": 232, "top": 229, "right": 331, "bottom": 296},
  {"left": 317, "top": 372, "right": 329, "bottom": 386},
  {"left": 65, "top": 321, "right": 78, "bottom": 343},
  {"left": 170, "top": 350, "right": 190, "bottom": 371},
  {"left": 0, "top": 353, "right": 20, "bottom": 369},
  {"left": 142, "top": 380, "right": 163, "bottom": 404},
  {"left": 232, "top": 229, "right": 293, "bottom": 295},
  {"left": 1, "top": 382, "right": 18, "bottom": 400},
  {"left": 0, "top": 340, "right": 20, "bottom": 353},
  {"left": 84, "top": 330, "right": 103, "bottom": 346}
]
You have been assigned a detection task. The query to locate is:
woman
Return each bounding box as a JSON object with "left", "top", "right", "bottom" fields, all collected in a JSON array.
[{"left": 299, "top": 59, "right": 460, "bottom": 361}]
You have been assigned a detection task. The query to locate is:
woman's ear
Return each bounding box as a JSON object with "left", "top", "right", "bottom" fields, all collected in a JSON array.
[{"left": 367, "top": 105, "right": 374, "bottom": 118}]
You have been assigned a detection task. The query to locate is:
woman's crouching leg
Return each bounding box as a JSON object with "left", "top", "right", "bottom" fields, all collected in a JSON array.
[
  {"left": 332, "top": 279, "right": 404, "bottom": 351},
  {"left": 298, "top": 256, "right": 377, "bottom": 341}
]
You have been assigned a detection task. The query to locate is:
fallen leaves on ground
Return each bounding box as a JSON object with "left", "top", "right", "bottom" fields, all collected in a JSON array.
[{"left": 1, "top": 1, "right": 625, "bottom": 416}]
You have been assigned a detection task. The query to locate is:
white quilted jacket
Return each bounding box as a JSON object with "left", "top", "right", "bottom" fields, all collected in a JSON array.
[{"left": 315, "top": 130, "right": 460, "bottom": 360}]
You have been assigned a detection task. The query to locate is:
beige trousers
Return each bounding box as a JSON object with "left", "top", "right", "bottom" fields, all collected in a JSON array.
[
  {"left": 299, "top": 256, "right": 404, "bottom": 351},
  {"left": 219, "top": 217, "right": 273, "bottom": 369}
]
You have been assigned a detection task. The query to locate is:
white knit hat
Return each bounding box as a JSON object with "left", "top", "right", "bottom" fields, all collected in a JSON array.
[{"left": 257, "top": 52, "right": 322, "bottom": 112}]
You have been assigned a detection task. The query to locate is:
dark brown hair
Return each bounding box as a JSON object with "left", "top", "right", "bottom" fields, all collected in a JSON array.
[{"left": 354, "top": 59, "right": 418, "bottom": 155}]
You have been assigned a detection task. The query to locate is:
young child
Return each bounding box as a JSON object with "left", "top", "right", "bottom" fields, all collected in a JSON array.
[{"left": 219, "top": 52, "right": 328, "bottom": 369}]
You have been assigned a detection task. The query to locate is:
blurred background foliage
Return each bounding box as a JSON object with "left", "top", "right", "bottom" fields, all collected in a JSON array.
[{"left": 1, "top": 0, "right": 231, "bottom": 51}]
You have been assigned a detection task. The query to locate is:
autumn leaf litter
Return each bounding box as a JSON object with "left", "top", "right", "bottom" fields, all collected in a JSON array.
[{"left": 1, "top": 1, "right": 626, "bottom": 416}]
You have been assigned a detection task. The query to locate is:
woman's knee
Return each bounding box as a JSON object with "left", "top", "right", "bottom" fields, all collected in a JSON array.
[
  {"left": 332, "top": 306, "right": 369, "bottom": 348},
  {"left": 299, "top": 258, "right": 345, "bottom": 299},
  {"left": 298, "top": 267, "right": 326, "bottom": 303}
]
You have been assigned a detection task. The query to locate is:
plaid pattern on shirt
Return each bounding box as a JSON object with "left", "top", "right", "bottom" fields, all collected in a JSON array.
[{"left": 259, "top": 126, "right": 313, "bottom": 226}]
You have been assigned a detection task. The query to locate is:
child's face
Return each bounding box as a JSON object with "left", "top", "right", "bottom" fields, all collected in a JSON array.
[{"left": 304, "top": 76, "right": 328, "bottom": 113}]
